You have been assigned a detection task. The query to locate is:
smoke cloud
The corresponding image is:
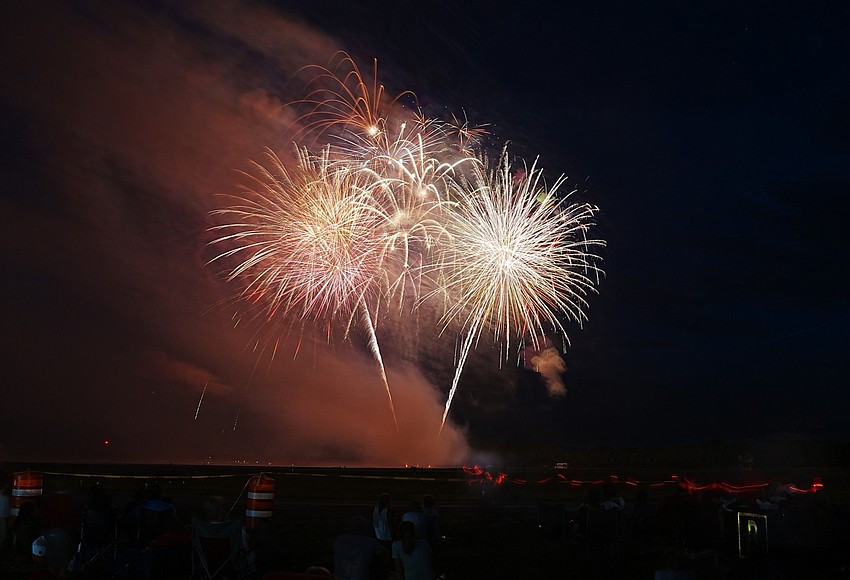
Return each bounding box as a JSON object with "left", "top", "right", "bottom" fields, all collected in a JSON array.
[
  {"left": 0, "top": 0, "right": 470, "bottom": 466},
  {"left": 530, "top": 348, "right": 568, "bottom": 397}
]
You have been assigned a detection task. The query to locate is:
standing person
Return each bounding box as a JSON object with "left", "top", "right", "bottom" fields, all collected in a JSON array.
[
  {"left": 392, "top": 521, "right": 435, "bottom": 580},
  {"left": 570, "top": 485, "right": 604, "bottom": 541},
  {"left": 372, "top": 493, "right": 395, "bottom": 550},
  {"left": 422, "top": 495, "right": 441, "bottom": 548}
]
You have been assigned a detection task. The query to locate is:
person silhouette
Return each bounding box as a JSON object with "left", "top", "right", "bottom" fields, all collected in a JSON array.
[
  {"left": 372, "top": 493, "right": 396, "bottom": 550},
  {"left": 391, "top": 520, "right": 435, "bottom": 580},
  {"left": 400, "top": 500, "right": 427, "bottom": 541},
  {"left": 422, "top": 495, "right": 442, "bottom": 547},
  {"left": 334, "top": 515, "right": 389, "bottom": 580}
]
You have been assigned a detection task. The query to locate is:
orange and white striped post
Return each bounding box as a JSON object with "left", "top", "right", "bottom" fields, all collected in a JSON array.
[
  {"left": 245, "top": 474, "right": 274, "bottom": 529},
  {"left": 10, "top": 471, "right": 43, "bottom": 523}
]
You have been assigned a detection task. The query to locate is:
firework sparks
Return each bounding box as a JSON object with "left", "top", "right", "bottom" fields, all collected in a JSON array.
[
  {"left": 433, "top": 147, "right": 605, "bottom": 431},
  {"left": 211, "top": 54, "right": 606, "bottom": 435},
  {"left": 210, "top": 146, "right": 403, "bottom": 427},
  {"left": 369, "top": 132, "right": 474, "bottom": 311},
  {"left": 289, "top": 51, "right": 418, "bottom": 161},
  {"left": 210, "top": 147, "right": 385, "bottom": 326},
  {"left": 439, "top": 148, "right": 604, "bottom": 349}
]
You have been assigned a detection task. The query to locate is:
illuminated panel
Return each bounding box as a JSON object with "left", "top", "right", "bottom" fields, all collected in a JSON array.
[{"left": 737, "top": 511, "right": 769, "bottom": 558}]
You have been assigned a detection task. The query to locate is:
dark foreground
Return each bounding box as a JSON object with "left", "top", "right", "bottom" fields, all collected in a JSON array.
[{"left": 1, "top": 463, "right": 849, "bottom": 579}]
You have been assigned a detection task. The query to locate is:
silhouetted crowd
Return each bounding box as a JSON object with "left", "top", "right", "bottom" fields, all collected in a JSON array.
[{"left": 0, "top": 459, "right": 844, "bottom": 580}]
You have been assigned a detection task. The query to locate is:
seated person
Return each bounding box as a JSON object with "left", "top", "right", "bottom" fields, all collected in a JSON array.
[
  {"left": 400, "top": 500, "right": 428, "bottom": 541},
  {"left": 392, "top": 520, "right": 435, "bottom": 580},
  {"left": 334, "top": 516, "right": 389, "bottom": 580},
  {"left": 128, "top": 483, "right": 182, "bottom": 544},
  {"left": 601, "top": 482, "right": 626, "bottom": 511},
  {"left": 10, "top": 502, "right": 41, "bottom": 563},
  {"left": 654, "top": 547, "right": 699, "bottom": 580},
  {"left": 756, "top": 480, "right": 789, "bottom": 511}
]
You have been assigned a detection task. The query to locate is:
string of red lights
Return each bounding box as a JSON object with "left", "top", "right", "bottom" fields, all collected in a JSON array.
[{"left": 461, "top": 465, "right": 824, "bottom": 494}]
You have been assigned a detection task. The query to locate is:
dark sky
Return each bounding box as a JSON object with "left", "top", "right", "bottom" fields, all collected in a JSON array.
[{"left": 1, "top": 0, "right": 848, "bottom": 466}]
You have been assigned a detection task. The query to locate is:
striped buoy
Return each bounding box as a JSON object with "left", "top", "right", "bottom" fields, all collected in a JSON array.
[
  {"left": 245, "top": 474, "right": 274, "bottom": 529},
  {"left": 11, "top": 471, "right": 43, "bottom": 522}
]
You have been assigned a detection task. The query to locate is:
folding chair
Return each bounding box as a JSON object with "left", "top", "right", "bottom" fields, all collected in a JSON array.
[
  {"left": 113, "top": 507, "right": 178, "bottom": 578},
  {"left": 138, "top": 507, "right": 175, "bottom": 544},
  {"left": 73, "top": 507, "right": 119, "bottom": 574},
  {"left": 191, "top": 518, "right": 246, "bottom": 580}
]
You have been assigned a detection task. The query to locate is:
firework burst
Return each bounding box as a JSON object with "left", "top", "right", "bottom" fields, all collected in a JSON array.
[
  {"left": 210, "top": 146, "right": 401, "bottom": 428},
  {"left": 210, "top": 147, "right": 385, "bottom": 324},
  {"left": 289, "top": 51, "right": 419, "bottom": 161},
  {"left": 433, "top": 147, "right": 605, "bottom": 431},
  {"left": 211, "top": 53, "right": 606, "bottom": 435},
  {"left": 368, "top": 132, "right": 476, "bottom": 311}
]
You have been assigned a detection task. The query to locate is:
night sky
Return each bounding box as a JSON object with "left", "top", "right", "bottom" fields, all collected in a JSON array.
[{"left": 1, "top": 1, "right": 848, "bottom": 466}]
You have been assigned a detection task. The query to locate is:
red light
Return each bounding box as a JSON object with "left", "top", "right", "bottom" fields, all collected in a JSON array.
[{"left": 103, "top": 439, "right": 110, "bottom": 446}]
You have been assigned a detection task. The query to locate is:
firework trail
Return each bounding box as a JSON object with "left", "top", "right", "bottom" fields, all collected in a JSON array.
[
  {"left": 194, "top": 381, "right": 208, "bottom": 420},
  {"left": 211, "top": 53, "right": 605, "bottom": 434},
  {"left": 359, "top": 299, "right": 398, "bottom": 430}
]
